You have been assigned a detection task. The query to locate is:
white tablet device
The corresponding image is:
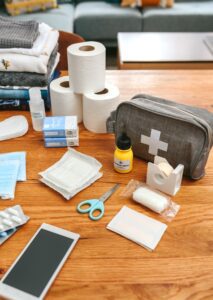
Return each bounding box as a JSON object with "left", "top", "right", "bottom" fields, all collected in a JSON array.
[{"left": 0, "top": 223, "right": 80, "bottom": 300}]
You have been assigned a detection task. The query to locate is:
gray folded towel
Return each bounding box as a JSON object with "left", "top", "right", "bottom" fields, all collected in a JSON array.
[
  {"left": 0, "top": 16, "right": 39, "bottom": 49},
  {"left": 0, "top": 45, "right": 58, "bottom": 87}
]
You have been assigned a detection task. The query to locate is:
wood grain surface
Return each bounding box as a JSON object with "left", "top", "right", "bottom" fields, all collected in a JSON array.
[{"left": 0, "top": 70, "right": 213, "bottom": 300}]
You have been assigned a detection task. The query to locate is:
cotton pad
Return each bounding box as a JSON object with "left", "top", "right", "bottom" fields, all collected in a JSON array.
[{"left": 0, "top": 116, "right": 28, "bottom": 141}]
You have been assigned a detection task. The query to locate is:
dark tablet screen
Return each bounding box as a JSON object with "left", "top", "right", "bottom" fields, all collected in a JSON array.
[{"left": 3, "top": 229, "right": 74, "bottom": 297}]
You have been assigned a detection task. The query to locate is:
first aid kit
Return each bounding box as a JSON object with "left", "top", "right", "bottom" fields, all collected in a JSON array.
[{"left": 107, "top": 94, "right": 213, "bottom": 180}]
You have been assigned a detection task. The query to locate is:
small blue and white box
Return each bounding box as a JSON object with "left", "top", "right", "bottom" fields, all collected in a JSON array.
[
  {"left": 44, "top": 135, "right": 79, "bottom": 148},
  {"left": 43, "top": 116, "right": 78, "bottom": 138}
]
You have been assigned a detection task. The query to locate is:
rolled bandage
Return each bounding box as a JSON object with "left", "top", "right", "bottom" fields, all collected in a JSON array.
[
  {"left": 158, "top": 162, "right": 173, "bottom": 177},
  {"left": 132, "top": 187, "right": 169, "bottom": 213}
]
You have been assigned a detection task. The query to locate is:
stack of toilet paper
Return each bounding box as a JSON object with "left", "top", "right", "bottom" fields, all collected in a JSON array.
[{"left": 50, "top": 41, "right": 120, "bottom": 133}]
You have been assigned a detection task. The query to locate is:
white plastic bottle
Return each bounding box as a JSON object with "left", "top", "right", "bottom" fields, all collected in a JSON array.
[{"left": 29, "top": 88, "right": 46, "bottom": 131}]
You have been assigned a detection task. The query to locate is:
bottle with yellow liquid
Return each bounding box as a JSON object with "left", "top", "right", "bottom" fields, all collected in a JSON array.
[{"left": 114, "top": 133, "right": 133, "bottom": 173}]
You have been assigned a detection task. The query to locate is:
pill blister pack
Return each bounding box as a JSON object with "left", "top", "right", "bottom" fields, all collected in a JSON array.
[
  {"left": 0, "top": 205, "right": 29, "bottom": 235},
  {"left": 0, "top": 228, "right": 18, "bottom": 245}
]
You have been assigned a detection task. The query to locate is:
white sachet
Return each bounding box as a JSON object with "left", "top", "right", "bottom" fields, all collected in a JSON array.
[{"left": 107, "top": 206, "right": 167, "bottom": 251}]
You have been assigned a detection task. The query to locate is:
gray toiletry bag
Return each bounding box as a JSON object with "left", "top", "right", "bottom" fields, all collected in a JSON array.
[{"left": 107, "top": 94, "right": 213, "bottom": 180}]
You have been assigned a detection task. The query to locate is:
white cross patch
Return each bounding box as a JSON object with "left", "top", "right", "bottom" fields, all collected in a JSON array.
[{"left": 141, "top": 129, "right": 168, "bottom": 156}]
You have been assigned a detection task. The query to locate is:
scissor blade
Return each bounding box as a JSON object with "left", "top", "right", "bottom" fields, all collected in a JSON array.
[{"left": 100, "top": 184, "right": 120, "bottom": 203}]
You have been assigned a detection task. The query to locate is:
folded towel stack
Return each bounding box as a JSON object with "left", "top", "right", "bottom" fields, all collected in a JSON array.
[{"left": 0, "top": 17, "right": 60, "bottom": 111}]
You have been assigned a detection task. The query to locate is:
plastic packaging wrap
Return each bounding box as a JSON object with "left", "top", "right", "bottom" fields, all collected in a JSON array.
[{"left": 121, "top": 179, "right": 180, "bottom": 221}]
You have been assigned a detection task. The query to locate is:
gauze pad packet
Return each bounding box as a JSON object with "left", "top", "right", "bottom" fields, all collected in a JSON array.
[
  {"left": 0, "top": 116, "right": 28, "bottom": 141},
  {"left": 107, "top": 206, "right": 167, "bottom": 251},
  {"left": 39, "top": 148, "right": 102, "bottom": 200}
]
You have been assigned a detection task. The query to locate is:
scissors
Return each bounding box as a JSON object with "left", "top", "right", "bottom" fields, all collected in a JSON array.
[{"left": 77, "top": 184, "right": 120, "bottom": 221}]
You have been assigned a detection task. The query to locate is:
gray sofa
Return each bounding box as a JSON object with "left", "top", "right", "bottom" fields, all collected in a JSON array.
[{"left": 0, "top": 0, "right": 213, "bottom": 47}]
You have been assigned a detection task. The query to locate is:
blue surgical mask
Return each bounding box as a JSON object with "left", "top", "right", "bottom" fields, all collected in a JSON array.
[
  {"left": 0, "top": 160, "right": 20, "bottom": 199},
  {"left": 0, "top": 152, "right": 26, "bottom": 181}
]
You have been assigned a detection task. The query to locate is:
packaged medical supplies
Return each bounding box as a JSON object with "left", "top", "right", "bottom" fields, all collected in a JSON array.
[
  {"left": 0, "top": 205, "right": 29, "bottom": 245},
  {"left": 107, "top": 206, "right": 167, "bottom": 251},
  {"left": 121, "top": 180, "right": 180, "bottom": 221},
  {"left": 43, "top": 116, "right": 78, "bottom": 138},
  {"left": 42, "top": 116, "right": 79, "bottom": 147},
  {"left": 107, "top": 94, "right": 213, "bottom": 180},
  {"left": 39, "top": 148, "right": 102, "bottom": 200}
]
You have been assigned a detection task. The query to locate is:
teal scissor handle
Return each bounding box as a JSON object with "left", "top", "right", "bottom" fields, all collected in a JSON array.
[{"left": 77, "top": 199, "right": 105, "bottom": 221}]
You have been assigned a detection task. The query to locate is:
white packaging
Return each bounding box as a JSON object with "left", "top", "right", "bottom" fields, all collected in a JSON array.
[
  {"left": 67, "top": 41, "right": 106, "bottom": 94},
  {"left": 50, "top": 76, "right": 83, "bottom": 123},
  {"left": 83, "top": 83, "right": 120, "bottom": 133},
  {"left": 107, "top": 206, "right": 167, "bottom": 251},
  {"left": 39, "top": 148, "right": 103, "bottom": 200},
  {"left": 122, "top": 180, "right": 180, "bottom": 222}
]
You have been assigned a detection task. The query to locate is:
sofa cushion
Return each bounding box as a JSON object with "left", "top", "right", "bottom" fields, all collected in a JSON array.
[
  {"left": 0, "top": 4, "right": 74, "bottom": 32},
  {"left": 143, "top": 1, "right": 213, "bottom": 32},
  {"left": 74, "top": 2, "right": 142, "bottom": 41}
]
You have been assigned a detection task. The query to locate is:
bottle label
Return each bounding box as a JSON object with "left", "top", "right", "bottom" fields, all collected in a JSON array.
[
  {"left": 114, "top": 158, "right": 130, "bottom": 171},
  {"left": 32, "top": 111, "right": 44, "bottom": 119}
]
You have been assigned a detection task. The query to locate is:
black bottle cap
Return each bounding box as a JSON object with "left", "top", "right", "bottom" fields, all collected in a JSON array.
[{"left": 116, "top": 133, "right": 131, "bottom": 150}]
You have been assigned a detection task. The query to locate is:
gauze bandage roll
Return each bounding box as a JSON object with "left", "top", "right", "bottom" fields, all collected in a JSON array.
[
  {"left": 133, "top": 187, "right": 169, "bottom": 213},
  {"left": 50, "top": 76, "right": 82, "bottom": 123},
  {"left": 67, "top": 41, "right": 106, "bottom": 94},
  {"left": 83, "top": 83, "right": 120, "bottom": 133}
]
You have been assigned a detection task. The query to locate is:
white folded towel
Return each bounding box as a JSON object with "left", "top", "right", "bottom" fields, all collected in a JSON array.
[{"left": 0, "top": 23, "right": 59, "bottom": 74}]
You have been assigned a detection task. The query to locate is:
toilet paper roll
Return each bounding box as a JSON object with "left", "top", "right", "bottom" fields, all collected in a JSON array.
[
  {"left": 67, "top": 41, "right": 106, "bottom": 94},
  {"left": 133, "top": 187, "right": 169, "bottom": 213},
  {"left": 83, "top": 83, "right": 120, "bottom": 133},
  {"left": 50, "top": 76, "right": 82, "bottom": 123}
]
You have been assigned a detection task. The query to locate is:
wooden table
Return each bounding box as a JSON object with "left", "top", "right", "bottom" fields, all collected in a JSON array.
[
  {"left": 0, "top": 70, "right": 213, "bottom": 300},
  {"left": 118, "top": 33, "right": 213, "bottom": 70}
]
